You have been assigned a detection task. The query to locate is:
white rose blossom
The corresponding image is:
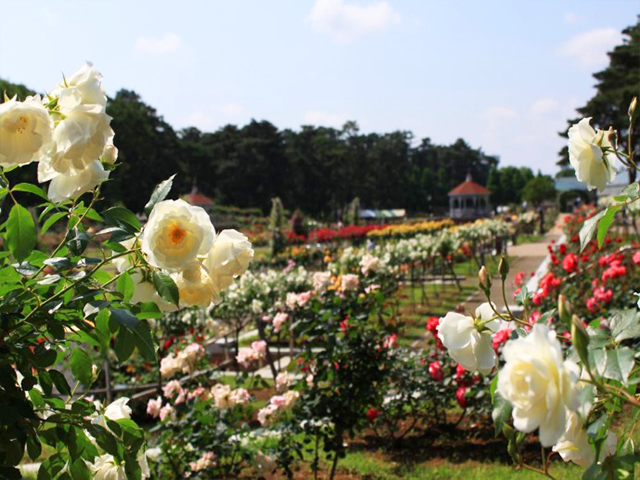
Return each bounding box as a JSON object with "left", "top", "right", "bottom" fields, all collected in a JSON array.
[
  {"left": 498, "top": 324, "right": 580, "bottom": 447},
  {"left": 0, "top": 95, "right": 53, "bottom": 167},
  {"left": 87, "top": 454, "right": 126, "bottom": 480},
  {"left": 552, "top": 411, "right": 618, "bottom": 467},
  {"left": 204, "top": 229, "right": 254, "bottom": 290},
  {"left": 174, "top": 261, "right": 220, "bottom": 308},
  {"left": 437, "top": 302, "right": 500, "bottom": 375},
  {"left": 141, "top": 199, "right": 215, "bottom": 270},
  {"left": 313, "top": 271, "right": 333, "bottom": 292},
  {"left": 45, "top": 63, "right": 114, "bottom": 174},
  {"left": 568, "top": 117, "right": 618, "bottom": 192},
  {"left": 41, "top": 159, "right": 109, "bottom": 203}
]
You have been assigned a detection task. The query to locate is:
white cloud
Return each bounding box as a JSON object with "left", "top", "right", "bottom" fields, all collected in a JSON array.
[
  {"left": 134, "top": 33, "right": 183, "bottom": 54},
  {"left": 218, "top": 104, "right": 244, "bottom": 116},
  {"left": 531, "top": 98, "right": 559, "bottom": 116},
  {"left": 309, "top": 0, "right": 401, "bottom": 41},
  {"left": 557, "top": 27, "right": 622, "bottom": 68},
  {"left": 181, "top": 112, "right": 214, "bottom": 131},
  {"left": 563, "top": 12, "right": 581, "bottom": 24},
  {"left": 303, "top": 110, "right": 348, "bottom": 127},
  {"left": 481, "top": 106, "right": 517, "bottom": 122}
]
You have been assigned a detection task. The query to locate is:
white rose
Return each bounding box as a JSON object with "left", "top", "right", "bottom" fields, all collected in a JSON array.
[
  {"left": 141, "top": 199, "right": 215, "bottom": 270},
  {"left": 39, "top": 160, "right": 109, "bottom": 203},
  {"left": 51, "top": 62, "right": 107, "bottom": 107},
  {"left": 568, "top": 117, "right": 618, "bottom": 192},
  {"left": 47, "top": 108, "right": 114, "bottom": 174},
  {"left": 174, "top": 261, "right": 220, "bottom": 308},
  {"left": 87, "top": 454, "right": 126, "bottom": 480},
  {"left": 437, "top": 302, "right": 500, "bottom": 374},
  {"left": 313, "top": 271, "right": 332, "bottom": 292},
  {"left": 359, "top": 254, "right": 379, "bottom": 275},
  {"left": 341, "top": 274, "right": 359, "bottom": 291},
  {"left": 0, "top": 95, "right": 53, "bottom": 166},
  {"left": 498, "top": 324, "right": 580, "bottom": 447},
  {"left": 104, "top": 397, "right": 132, "bottom": 421},
  {"left": 111, "top": 238, "right": 137, "bottom": 273},
  {"left": 204, "top": 229, "right": 253, "bottom": 290},
  {"left": 552, "top": 412, "right": 617, "bottom": 467}
]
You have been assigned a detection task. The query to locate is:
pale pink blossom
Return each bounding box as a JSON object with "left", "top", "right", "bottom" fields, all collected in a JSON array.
[
  {"left": 163, "top": 380, "right": 183, "bottom": 398},
  {"left": 273, "top": 312, "right": 289, "bottom": 333},
  {"left": 159, "top": 404, "right": 174, "bottom": 421},
  {"left": 146, "top": 396, "right": 162, "bottom": 418},
  {"left": 341, "top": 274, "right": 359, "bottom": 291}
]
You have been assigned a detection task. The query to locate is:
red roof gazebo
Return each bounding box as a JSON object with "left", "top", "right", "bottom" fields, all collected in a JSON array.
[{"left": 448, "top": 173, "right": 491, "bottom": 220}]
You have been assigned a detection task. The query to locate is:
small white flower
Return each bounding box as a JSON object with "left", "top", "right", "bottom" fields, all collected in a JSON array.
[
  {"left": 174, "top": 261, "right": 220, "bottom": 308},
  {"left": 437, "top": 303, "right": 500, "bottom": 374},
  {"left": 104, "top": 397, "right": 132, "bottom": 421},
  {"left": 204, "top": 229, "right": 253, "bottom": 290},
  {"left": 87, "top": 454, "right": 126, "bottom": 480}
]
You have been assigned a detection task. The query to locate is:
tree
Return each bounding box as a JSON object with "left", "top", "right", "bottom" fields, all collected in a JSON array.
[
  {"left": 558, "top": 18, "right": 640, "bottom": 183},
  {"left": 522, "top": 175, "right": 557, "bottom": 207}
]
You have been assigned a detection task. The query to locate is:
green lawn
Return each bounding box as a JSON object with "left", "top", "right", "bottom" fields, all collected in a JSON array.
[{"left": 337, "top": 450, "right": 582, "bottom": 480}]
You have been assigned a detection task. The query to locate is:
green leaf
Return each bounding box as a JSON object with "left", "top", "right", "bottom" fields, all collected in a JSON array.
[
  {"left": 491, "top": 393, "right": 512, "bottom": 437},
  {"left": 579, "top": 210, "right": 605, "bottom": 253},
  {"left": 110, "top": 308, "right": 140, "bottom": 329},
  {"left": 617, "top": 347, "right": 635, "bottom": 386},
  {"left": 116, "top": 271, "right": 134, "bottom": 302},
  {"left": 6, "top": 204, "right": 36, "bottom": 262},
  {"left": 597, "top": 205, "right": 621, "bottom": 247},
  {"left": 69, "top": 457, "right": 91, "bottom": 480},
  {"left": 26, "top": 435, "right": 42, "bottom": 461},
  {"left": 611, "top": 309, "right": 640, "bottom": 343},
  {"left": 144, "top": 174, "right": 176, "bottom": 216},
  {"left": 66, "top": 227, "right": 89, "bottom": 256},
  {"left": 133, "top": 322, "right": 157, "bottom": 362},
  {"left": 74, "top": 205, "right": 103, "bottom": 222},
  {"left": 12, "top": 183, "right": 49, "bottom": 201},
  {"left": 102, "top": 207, "right": 140, "bottom": 233},
  {"left": 114, "top": 326, "right": 135, "bottom": 362},
  {"left": 49, "top": 369, "right": 71, "bottom": 396},
  {"left": 152, "top": 270, "right": 179, "bottom": 306},
  {"left": 70, "top": 348, "right": 93, "bottom": 387},
  {"left": 621, "top": 181, "right": 639, "bottom": 199},
  {"left": 136, "top": 301, "right": 163, "bottom": 319}
]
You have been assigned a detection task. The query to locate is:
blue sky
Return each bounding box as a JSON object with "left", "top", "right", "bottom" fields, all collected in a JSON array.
[{"left": 0, "top": 0, "right": 637, "bottom": 174}]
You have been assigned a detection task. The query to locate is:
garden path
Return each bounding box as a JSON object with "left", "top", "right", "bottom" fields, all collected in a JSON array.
[{"left": 461, "top": 214, "right": 569, "bottom": 315}]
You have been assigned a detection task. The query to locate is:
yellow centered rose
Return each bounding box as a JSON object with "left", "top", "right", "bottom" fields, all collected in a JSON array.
[
  {"left": 141, "top": 199, "right": 215, "bottom": 270},
  {"left": 0, "top": 95, "right": 53, "bottom": 167}
]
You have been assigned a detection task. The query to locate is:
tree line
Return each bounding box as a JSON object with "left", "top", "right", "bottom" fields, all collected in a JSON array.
[{"left": 3, "top": 81, "right": 545, "bottom": 218}]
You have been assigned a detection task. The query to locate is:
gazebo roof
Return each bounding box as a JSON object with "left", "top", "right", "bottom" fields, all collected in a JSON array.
[
  {"left": 183, "top": 185, "right": 215, "bottom": 205},
  {"left": 448, "top": 174, "right": 490, "bottom": 196}
]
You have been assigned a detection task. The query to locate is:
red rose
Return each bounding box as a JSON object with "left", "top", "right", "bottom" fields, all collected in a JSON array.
[
  {"left": 366, "top": 408, "right": 380, "bottom": 422},
  {"left": 428, "top": 361, "right": 444, "bottom": 381},
  {"left": 455, "top": 387, "right": 468, "bottom": 408},
  {"left": 562, "top": 253, "right": 578, "bottom": 273}
]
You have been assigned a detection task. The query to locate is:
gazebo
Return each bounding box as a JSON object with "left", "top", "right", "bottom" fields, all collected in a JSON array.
[
  {"left": 448, "top": 173, "right": 491, "bottom": 220},
  {"left": 182, "top": 184, "right": 215, "bottom": 214}
]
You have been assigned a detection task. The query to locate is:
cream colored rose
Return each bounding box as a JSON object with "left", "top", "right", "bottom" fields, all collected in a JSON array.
[
  {"left": 50, "top": 62, "right": 107, "bottom": 107},
  {"left": 0, "top": 95, "right": 53, "bottom": 166},
  {"left": 568, "top": 118, "right": 618, "bottom": 192},
  {"left": 341, "top": 274, "right": 359, "bottom": 291},
  {"left": 437, "top": 303, "right": 500, "bottom": 375},
  {"left": 87, "top": 454, "right": 126, "bottom": 480},
  {"left": 174, "top": 261, "right": 221, "bottom": 308},
  {"left": 141, "top": 199, "right": 215, "bottom": 270},
  {"left": 45, "top": 63, "right": 114, "bottom": 174},
  {"left": 101, "top": 141, "right": 118, "bottom": 164},
  {"left": 39, "top": 160, "right": 109, "bottom": 203},
  {"left": 498, "top": 324, "right": 580, "bottom": 447},
  {"left": 47, "top": 108, "right": 114, "bottom": 174},
  {"left": 204, "top": 229, "right": 253, "bottom": 290},
  {"left": 359, "top": 254, "right": 379, "bottom": 275},
  {"left": 313, "top": 271, "right": 332, "bottom": 292},
  {"left": 104, "top": 397, "right": 132, "bottom": 421},
  {"left": 552, "top": 412, "right": 617, "bottom": 467}
]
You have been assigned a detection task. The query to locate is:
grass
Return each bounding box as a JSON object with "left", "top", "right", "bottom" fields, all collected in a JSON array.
[{"left": 337, "top": 450, "right": 582, "bottom": 480}]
